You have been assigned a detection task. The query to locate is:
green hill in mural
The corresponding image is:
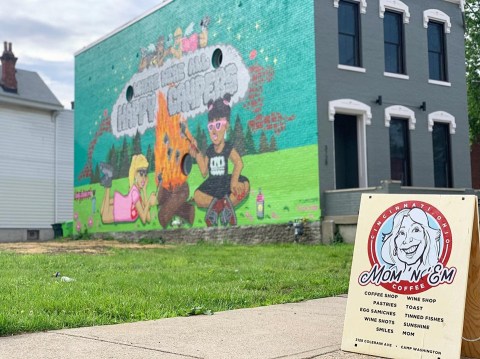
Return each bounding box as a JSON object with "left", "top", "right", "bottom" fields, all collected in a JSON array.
[{"left": 73, "top": 145, "right": 319, "bottom": 234}]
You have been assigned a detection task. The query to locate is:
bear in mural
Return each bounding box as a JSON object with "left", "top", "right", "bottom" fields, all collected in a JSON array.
[
  {"left": 99, "top": 154, "right": 157, "bottom": 224},
  {"left": 189, "top": 93, "right": 250, "bottom": 226}
]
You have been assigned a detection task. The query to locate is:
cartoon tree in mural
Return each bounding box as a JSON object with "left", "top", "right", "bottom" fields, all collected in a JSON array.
[
  {"left": 233, "top": 114, "right": 246, "bottom": 156},
  {"left": 91, "top": 163, "right": 101, "bottom": 184},
  {"left": 244, "top": 125, "right": 256, "bottom": 155},
  {"left": 146, "top": 144, "right": 155, "bottom": 173},
  {"left": 107, "top": 145, "right": 118, "bottom": 179},
  {"left": 195, "top": 121, "right": 208, "bottom": 154},
  {"left": 227, "top": 125, "right": 234, "bottom": 146},
  {"left": 132, "top": 131, "right": 142, "bottom": 155},
  {"left": 119, "top": 137, "right": 130, "bottom": 178},
  {"left": 269, "top": 135, "right": 277, "bottom": 152},
  {"left": 259, "top": 131, "right": 269, "bottom": 153}
]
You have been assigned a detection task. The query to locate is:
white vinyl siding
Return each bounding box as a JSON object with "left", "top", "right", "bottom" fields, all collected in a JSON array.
[
  {"left": 55, "top": 110, "right": 74, "bottom": 223},
  {"left": 0, "top": 105, "right": 55, "bottom": 228}
]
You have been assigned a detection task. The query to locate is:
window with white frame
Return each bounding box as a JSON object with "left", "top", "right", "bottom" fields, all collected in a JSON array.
[
  {"left": 429, "top": 111, "right": 455, "bottom": 188},
  {"left": 428, "top": 111, "right": 456, "bottom": 134},
  {"left": 337, "top": 0, "right": 362, "bottom": 67},
  {"left": 384, "top": 10, "right": 405, "bottom": 74},
  {"left": 380, "top": 0, "right": 409, "bottom": 76},
  {"left": 424, "top": 9, "right": 451, "bottom": 82},
  {"left": 334, "top": 0, "right": 367, "bottom": 13},
  {"left": 379, "top": 0, "right": 410, "bottom": 22},
  {"left": 384, "top": 106, "right": 415, "bottom": 186},
  {"left": 384, "top": 105, "right": 416, "bottom": 129},
  {"left": 432, "top": 122, "right": 452, "bottom": 187}
]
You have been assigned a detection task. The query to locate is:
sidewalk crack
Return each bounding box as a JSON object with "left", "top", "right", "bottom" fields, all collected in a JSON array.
[{"left": 52, "top": 332, "right": 203, "bottom": 359}]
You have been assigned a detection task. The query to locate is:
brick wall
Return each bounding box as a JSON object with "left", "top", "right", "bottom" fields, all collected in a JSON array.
[{"left": 74, "top": 0, "right": 320, "bottom": 237}]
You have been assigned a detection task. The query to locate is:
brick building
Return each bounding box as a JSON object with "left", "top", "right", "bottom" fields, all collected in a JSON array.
[{"left": 74, "top": 0, "right": 469, "bottom": 242}]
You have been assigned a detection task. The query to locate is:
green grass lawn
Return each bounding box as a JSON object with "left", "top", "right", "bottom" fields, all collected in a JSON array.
[{"left": 0, "top": 242, "right": 353, "bottom": 336}]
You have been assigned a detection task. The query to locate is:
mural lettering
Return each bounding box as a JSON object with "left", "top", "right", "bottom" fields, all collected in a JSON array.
[
  {"left": 167, "top": 62, "right": 238, "bottom": 116},
  {"left": 116, "top": 94, "right": 156, "bottom": 133},
  {"left": 111, "top": 44, "right": 249, "bottom": 138}
]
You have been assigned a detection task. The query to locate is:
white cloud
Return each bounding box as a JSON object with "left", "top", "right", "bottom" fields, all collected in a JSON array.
[{"left": 0, "top": 0, "right": 164, "bottom": 108}]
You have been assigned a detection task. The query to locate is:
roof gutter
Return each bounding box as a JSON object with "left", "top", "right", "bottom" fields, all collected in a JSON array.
[{"left": 0, "top": 94, "right": 63, "bottom": 111}]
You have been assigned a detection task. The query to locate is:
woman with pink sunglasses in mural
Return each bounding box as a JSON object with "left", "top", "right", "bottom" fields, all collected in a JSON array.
[{"left": 190, "top": 93, "right": 250, "bottom": 226}]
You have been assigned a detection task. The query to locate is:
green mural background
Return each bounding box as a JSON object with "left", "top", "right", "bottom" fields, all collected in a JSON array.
[{"left": 74, "top": 0, "right": 319, "bottom": 234}]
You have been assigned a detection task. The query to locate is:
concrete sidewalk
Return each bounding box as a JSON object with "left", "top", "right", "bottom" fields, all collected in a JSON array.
[{"left": 0, "top": 296, "right": 378, "bottom": 359}]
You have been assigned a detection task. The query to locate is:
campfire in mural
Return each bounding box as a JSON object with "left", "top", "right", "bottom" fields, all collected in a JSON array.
[{"left": 154, "top": 93, "right": 195, "bottom": 228}]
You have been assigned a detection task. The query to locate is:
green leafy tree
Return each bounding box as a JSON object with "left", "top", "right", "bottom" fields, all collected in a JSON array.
[
  {"left": 466, "top": 0, "right": 480, "bottom": 141},
  {"left": 244, "top": 125, "right": 257, "bottom": 155}
]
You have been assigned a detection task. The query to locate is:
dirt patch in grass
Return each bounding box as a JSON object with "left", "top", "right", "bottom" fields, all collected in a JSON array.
[{"left": 0, "top": 240, "right": 171, "bottom": 254}]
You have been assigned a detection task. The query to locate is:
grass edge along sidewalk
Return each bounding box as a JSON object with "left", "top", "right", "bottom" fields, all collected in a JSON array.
[{"left": 0, "top": 241, "right": 353, "bottom": 336}]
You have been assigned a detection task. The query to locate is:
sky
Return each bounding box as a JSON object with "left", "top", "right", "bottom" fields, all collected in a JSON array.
[{"left": 0, "top": 0, "right": 166, "bottom": 109}]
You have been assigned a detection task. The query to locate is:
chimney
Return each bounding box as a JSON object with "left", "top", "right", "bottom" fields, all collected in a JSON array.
[{"left": 1, "top": 41, "right": 18, "bottom": 93}]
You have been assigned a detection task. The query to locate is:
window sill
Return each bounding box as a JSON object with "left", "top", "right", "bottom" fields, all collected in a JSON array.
[
  {"left": 338, "top": 64, "right": 366, "bottom": 73},
  {"left": 428, "top": 79, "right": 451, "bottom": 87},
  {"left": 384, "top": 72, "right": 409, "bottom": 80}
]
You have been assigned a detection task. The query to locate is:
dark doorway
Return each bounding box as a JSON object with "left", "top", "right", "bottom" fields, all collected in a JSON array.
[{"left": 335, "top": 114, "right": 359, "bottom": 189}]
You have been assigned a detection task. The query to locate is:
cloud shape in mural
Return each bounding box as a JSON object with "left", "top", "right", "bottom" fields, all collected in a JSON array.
[{"left": 110, "top": 45, "right": 250, "bottom": 138}]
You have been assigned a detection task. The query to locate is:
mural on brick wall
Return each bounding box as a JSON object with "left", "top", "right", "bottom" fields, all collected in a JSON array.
[{"left": 74, "top": 1, "right": 319, "bottom": 235}]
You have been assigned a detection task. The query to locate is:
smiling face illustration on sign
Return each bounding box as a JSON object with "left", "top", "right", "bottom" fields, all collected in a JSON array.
[{"left": 359, "top": 201, "right": 457, "bottom": 295}]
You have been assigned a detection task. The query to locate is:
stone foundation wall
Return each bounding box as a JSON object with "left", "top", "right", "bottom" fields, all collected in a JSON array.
[{"left": 92, "top": 221, "right": 322, "bottom": 245}]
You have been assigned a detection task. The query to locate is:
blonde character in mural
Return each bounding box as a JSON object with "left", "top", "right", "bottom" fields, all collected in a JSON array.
[
  {"left": 189, "top": 94, "right": 250, "bottom": 226},
  {"left": 381, "top": 208, "right": 441, "bottom": 281},
  {"left": 99, "top": 154, "right": 157, "bottom": 224}
]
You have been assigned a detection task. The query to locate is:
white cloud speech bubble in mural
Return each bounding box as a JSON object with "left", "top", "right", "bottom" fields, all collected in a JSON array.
[{"left": 110, "top": 44, "right": 250, "bottom": 138}]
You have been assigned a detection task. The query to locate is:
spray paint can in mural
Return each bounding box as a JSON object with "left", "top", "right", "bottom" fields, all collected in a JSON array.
[{"left": 256, "top": 188, "right": 264, "bottom": 219}]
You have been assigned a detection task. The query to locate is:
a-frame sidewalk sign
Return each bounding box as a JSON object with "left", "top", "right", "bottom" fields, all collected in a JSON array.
[{"left": 341, "top": 194, "right": 480, "bottom": 359}]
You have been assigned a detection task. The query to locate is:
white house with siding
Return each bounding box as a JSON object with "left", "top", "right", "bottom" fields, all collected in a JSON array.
[{"left": 0, "top": 42, "right": 73, "bottom": 241}]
